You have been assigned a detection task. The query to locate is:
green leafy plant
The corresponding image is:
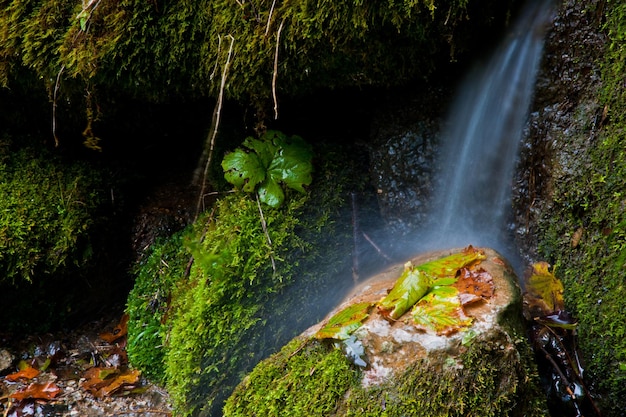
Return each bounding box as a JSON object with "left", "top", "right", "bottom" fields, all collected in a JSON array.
[{"left": 222, "top": 130, "right": 313, "bottom": 208}]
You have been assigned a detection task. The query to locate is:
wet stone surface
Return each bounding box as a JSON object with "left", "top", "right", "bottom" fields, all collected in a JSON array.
[{"left": 369, "top": 120, "right": 440, "bottom": 235}]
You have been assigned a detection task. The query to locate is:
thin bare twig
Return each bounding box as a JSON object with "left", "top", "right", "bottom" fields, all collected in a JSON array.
[
  {"left": 288, "top": 339, "right": 311, "bottom": 359},
  {"left": 272, "top": 19, "right": 285, "bottom": 120},
  {"left": 362, "top": 232, "right": 393, "bottom": 262},
  {"left": 351, "top": 192, "right": 359, "bottom": 283},
  {"left": 52, "top": 65, "right": 66, "bottom": 147},
  {"left": 256, "top": 193, "right": 277, "bottom": 276},
  {"left": 194, "top": 34, "right": 235, "bottom": 219},
  {"left": 265, "top": 0, "right": 278, "bottom": 36}
]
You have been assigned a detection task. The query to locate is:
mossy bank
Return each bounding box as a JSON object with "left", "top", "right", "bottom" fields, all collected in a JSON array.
[
  {"left": 126, "top": 142, "right": 379, "bottom": 416},
  {"left": 0, "top": 137, "right": 119, "bottom": 331},
  {"left": 514, "top": 1, "right": 626, "bottom": 415},
  {"left": 0, "top": 0, "right": 518, "bottom": 103}
]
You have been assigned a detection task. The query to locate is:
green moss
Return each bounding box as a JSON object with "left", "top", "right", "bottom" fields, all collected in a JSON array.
[
  {"left": 534, "top": 2, "right": 626, "bottom": 415},
  {"left": 0, "top": 142, "right": 104, "bottom": 284},
  {"left": 225, "top": 338, "right": 359, "bottom": 417},
  {"left": 164, "top": 193, "right": 308, "bottom": 416},
  {"left": 0, "top": 0, "right": 515, "bottom": 103},
  {"left": 0, "top": 136, "right": 116, "bottom": 331},
  {"left": 126, "top": 142, "right": 369, "bottom": 415},
  {"left": 225, "top": 329, "right": 546, "bottom": 417},
  {"left": 126, "top": 232, "right": 191, "bottom": 383}
]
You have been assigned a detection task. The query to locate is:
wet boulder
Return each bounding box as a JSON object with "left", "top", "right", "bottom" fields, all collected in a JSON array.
[{"left": 224, "top": 247, "right": 548, "bottom": 417}]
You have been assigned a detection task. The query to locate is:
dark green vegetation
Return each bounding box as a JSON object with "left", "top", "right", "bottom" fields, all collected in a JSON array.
[
  {"left": 534, "top": 1, "right": 626, "bottom": 415},
  {"left": 0, "top": 139, "right": 116, "bottom": 330},
  {"left": 0, "top": 145, "right": 100, "bottom": 284}
]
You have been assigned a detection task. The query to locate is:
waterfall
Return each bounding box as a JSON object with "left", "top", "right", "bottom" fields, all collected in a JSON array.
[{"left": 423, "top": 0, "right": 554, "bottom": 254}]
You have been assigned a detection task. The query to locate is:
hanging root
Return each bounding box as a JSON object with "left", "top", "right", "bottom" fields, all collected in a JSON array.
[
  {"left": 194, "top": 34, "right": 235, "bottom": 219},
  {"left": 265, "top": 0, "right": 278, "bottom": 36},
  {"left": 52, "top": 65, "right": 66, "bottom": 147},
  {"left": 272, "top": 19, "right": 285, "bottom": 120}
]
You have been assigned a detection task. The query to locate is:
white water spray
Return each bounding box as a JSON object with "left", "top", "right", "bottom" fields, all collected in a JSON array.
[{"left": 421, "top": 0, "right": 553, "bottom": 256}]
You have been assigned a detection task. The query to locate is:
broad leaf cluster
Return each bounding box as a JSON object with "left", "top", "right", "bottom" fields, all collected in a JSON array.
[
  {"left": 222, "top": 131, "right": 313, "bottom": 208},
  {"left": 315, "top": 246, "right": 496, "bottom": 346}
]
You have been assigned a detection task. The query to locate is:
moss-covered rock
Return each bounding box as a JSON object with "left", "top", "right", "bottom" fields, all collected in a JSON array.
[
  {"left": 0, "top": 137, "right": 117, "bottom": 331},
  {"left": 224, "top": 247, "right": 548, "bottom": 417},
  {"left": 126, "top": 142, "right": 376, "bottom": 416},
  {"left": 512, "top": 1, "right": 626, "bottom": 415},
  {"left": 0, "top": 0, "right": 518, "bottom": 104}
]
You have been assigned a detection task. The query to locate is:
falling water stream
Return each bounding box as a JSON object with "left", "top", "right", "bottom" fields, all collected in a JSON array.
[{"left": 420, "top": 0, "right": 554, "bottom": 263}]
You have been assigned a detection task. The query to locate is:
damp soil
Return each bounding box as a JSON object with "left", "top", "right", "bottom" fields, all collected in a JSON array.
[{"left": 0, "top": 312, "right": 172, "bottom": 417}]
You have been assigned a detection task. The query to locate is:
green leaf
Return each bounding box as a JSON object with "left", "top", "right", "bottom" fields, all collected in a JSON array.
[
  {"left": 242, "top": 137, "right": 276, "bottom": 167},
  {"left": 378, "top": 262, "right": 431, "bottom": 320},
  {"left": 411, "top": 290, "right": 473, "bottom": 335},
  {"left": 377, "top": 247, "right": 485, "bottom": 321},
  {"left": 417, "top": 246, "right": 486, "bottom": 279},
  {"left": 314, "top": 302, "right": 374, "bottom": 340},
  {"left": 267, "top": 136, "right": 313, "bottom": 194},
  {"left": 524, "top": 261, "right": 565, "bottom": 314},
  {"left": 258, "top": 179, "right": 285, "bottom": 208},
  {"left": 222, "top": 149, "right": 266, "bottom": 193},
  {"left": 221, "top": 131, "right": 313, "bottom": 208},
  {"left": 428, "top": 284, "right": 458, "bottom": 299}
]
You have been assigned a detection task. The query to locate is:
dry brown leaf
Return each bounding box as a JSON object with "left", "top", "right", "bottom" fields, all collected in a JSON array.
[{"left": 453, "top": 267, "right": 495, "bottom": 305}]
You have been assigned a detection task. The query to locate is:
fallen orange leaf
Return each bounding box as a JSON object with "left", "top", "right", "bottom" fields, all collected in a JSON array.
[
  {"left": 9, "top": 382, "right": 61, "bottom": 401},
  {"left": 453, "top": 267, "right": 495, "bottom": 305},
  {"left": 99, "top": 314, "right": 129, "bottom": 343},
  {"left": 81, "top": 367, "right": 141, "bottom": 398},
  {"left": 5, "top": 366, "right": 40, "bottom": 382}
]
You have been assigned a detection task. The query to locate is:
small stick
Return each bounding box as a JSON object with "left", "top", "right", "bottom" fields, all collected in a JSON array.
[
  {"left": 362, "top": 232, "right": 393, "bottom": 262},
  {"left": 256, "top": 193, "right": 277, "bottom": 276},
  {"left": 539, "top": 345, "right": 577, "bottom": 399},
  {"left": 351, "top": 192, "right": 359, "bottom": 283}
]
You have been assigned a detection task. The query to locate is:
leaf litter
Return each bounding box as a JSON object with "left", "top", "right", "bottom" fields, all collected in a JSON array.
[{"left": 1, "top": 313, "right": 172, "bottom": 417}]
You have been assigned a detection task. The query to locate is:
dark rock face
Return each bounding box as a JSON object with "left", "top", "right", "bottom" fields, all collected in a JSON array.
[
  {"left": 512, "top": 0, "right": 607, "bottom": 261},
  {"left": 369, "top": 118, "right": 440, "bottom": 235}
]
